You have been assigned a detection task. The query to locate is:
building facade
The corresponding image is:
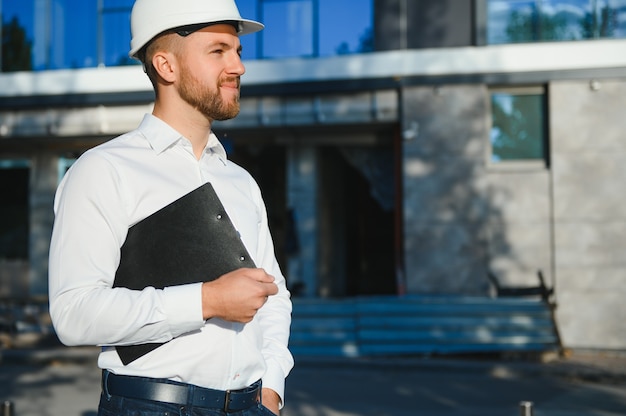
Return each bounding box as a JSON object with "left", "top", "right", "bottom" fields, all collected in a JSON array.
[{"left": 1, "top": 0, "right": 626, "bottom": 350}]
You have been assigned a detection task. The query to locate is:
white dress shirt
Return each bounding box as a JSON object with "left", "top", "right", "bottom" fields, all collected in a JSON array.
[{"left": 48, "top": 114, "right": 293, "bottom": 403}]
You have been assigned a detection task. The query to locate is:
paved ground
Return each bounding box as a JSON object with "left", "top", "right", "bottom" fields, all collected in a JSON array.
[{"left": 1, "top": 344, "right": 626, "bottom": 416}]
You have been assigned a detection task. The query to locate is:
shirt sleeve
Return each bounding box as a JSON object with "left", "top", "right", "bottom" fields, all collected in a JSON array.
[
  {"left": 248, "top": 177, "right": 294, "bottom": 407},
  {"left": 48, "top": 150, "right": 205, "bottom": 347}
]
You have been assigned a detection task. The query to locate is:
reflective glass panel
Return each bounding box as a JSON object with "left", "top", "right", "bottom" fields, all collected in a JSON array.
[
  {"left": 261, "top": 0, "right": 315, "bottom": 58},
  {"left": 1, "top": 0, "right": 373, "bottom": 71},
  {"left": 2, "top": 1, "right": 36, "bottom": 71},
  {"left": 4, "top": 0, "right": 99, "bottom": 70},
  {"left": 487, "top": 0, "right": 626, "bottom": 44},
  {"left": 101, "top": 0, "right": 134, "bottom": 67},
  {"left": 237, "top": 0, "right": 373, "bottom": 60},
  {"left": 319, "top": 0, "right": 373, "bottom": 55}
]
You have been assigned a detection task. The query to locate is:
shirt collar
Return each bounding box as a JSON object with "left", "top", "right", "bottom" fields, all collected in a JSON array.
[{"left": 138, "top": 114, "right": 228, "bottom": 164}]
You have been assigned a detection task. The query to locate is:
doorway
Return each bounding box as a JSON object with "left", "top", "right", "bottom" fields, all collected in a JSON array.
[
  {"left": 318, "top": 145, "right": 396, "bottom": 297},
  {"left": 229, "top": 136, "right": 398, "bottom": 298}
]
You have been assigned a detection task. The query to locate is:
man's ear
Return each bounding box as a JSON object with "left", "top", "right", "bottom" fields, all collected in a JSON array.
[{"left": 151, "top": 51, "right": 177, "bottom": 84}]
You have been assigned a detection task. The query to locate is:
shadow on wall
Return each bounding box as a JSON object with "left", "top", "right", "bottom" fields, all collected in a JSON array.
[{"left": 402, "top": 84, "right": 516, "bottom": 295}]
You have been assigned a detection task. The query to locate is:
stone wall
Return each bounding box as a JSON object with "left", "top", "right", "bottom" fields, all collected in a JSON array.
[
  {"left": 401, "top": 79, "right": 626, "bottom": 349},
  {"left": 550, "top": 79, "right": 626, "bottom": 349},
  {"left": 402, "top": 85, "right": 491, "bottom": 294}
]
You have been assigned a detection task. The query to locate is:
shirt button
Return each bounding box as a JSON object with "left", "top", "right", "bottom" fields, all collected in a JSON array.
[
  {"left": 216, "top": 214, "right": 222, "bottom": 220},
  {"left": 239, "top": 256, "right": 246, "bottom": 261}
]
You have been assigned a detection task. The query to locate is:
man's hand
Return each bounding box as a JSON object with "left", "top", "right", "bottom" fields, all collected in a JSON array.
[
  {"left": 201, "top": 268, "right": 278, "bottom": 322},
  {"left": 261, "top": 388, "right": 281, "bottom": 415}
]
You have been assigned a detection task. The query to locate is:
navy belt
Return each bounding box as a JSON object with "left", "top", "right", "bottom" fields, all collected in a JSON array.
[{"left": 102, "top": 370, "right": 261, "bottom": 413}]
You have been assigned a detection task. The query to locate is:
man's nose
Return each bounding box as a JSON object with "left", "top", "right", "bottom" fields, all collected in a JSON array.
[{"left": 228, "top": 53, "right": 245, "bottom": 76}]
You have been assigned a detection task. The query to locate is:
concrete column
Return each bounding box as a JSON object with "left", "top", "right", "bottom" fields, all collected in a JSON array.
[
  {"left": 286, "top": 145, "right": 318, "bottom": 298},
  {"left": 29, "top": 153, "right": 58, "bottom": 297},
  {"left": 401, "top": 85, "right": 490, "bottom": 294}
]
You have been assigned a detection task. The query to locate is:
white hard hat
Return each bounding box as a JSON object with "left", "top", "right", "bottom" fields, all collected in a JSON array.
[{"left": 129, "top": 0, "right": 264, "bottom": 59}]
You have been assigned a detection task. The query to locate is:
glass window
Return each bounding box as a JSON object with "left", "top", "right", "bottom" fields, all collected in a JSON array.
[
  {"left": 100, "top": 0, "right": 135, "bottom": 67},
  {"left": 0, "top": 161, "right": 29, "bottom": 260},
  {"left": 260, "top": 0, "right": 316, "bottom": 58},
  {"left": 237, "top": 0, "right": 261, "bottom": 60},
  {"left": 1, "top": 0, "right": 372, "bottom": 71},
  {"left": 319, "top": 0, "right": 373, "bottom": 55},
  {"left": 2, "top": 0, "right": 98, "bottom": 70},
  {"left": 1, "top": 0, "right": 133, "bottom": 71},
  {"left": 490, "top": 87, "right": 546, "bottom": 162},
  {"left": 236, "top": 0, "right": 373, "bottom": 60},
  {"left": 2, "top": 1, "right": 36, "bottom": 71},
  {"left": 487, "top": 0, "right": 626, "bottom": 44}
]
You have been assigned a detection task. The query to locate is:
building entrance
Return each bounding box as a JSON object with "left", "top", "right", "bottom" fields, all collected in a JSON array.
[
  {"left": 318, "top": 146, "right": 396, "bottom": 297},
  {"left": 230, "top": 133, "right": 398, "bottom": 298}
]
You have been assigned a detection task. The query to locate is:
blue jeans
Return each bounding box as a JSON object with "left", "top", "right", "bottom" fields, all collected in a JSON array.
[{"left": 98, "top": 391, "right": 277, "bottom": 416}]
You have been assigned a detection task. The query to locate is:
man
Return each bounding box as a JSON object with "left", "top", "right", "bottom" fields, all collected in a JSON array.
[{"left": 48, "top": 0, "right": 293, "bottom": 415}]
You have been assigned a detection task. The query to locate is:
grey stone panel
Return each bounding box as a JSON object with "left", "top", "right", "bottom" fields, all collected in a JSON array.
[
  {"left": 552, "top": 152, "right": 626, "bottom": 221},
  {"left": 556, "top": 267, "right": 626, "bottom": 292},
  {"left": 404, "top": 157, "right": 490, "bottom": 223},
  {"left": 550, "top": 80, "right": 626, "bottom": 152},
  {"left": 402, "top": 85, "right": 491, "bottom": 294},
  {"left": 554, "top": 221, "right": 626, "bottom": 268},
  {"left": 404, "top": 221, "right": 489, "bottom": 295},
  {"left": 487, "top": 170, "right": 551, "bottom": 222},
  {"left": 484, "top": 170, "right": 553, "bottom": 287},
  {"left": 556, "top": 269, "right": 626, "bottom": 348},
  {"left": 550, "top": 79, "right": 626, "bottom": 349},
  {"left": 402, "top": 85, "right": 487, "bottom": 159},
  {"left": 557, "top": 292, "right": 626, "bottom": 349},
  {"left": 487, "top": 223, "right": 552, "bottom": 287}
]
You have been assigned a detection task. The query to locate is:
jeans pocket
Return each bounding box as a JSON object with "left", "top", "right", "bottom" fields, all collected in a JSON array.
[{"left": 257, "top": 404, "right": 278, "bottom": 416}]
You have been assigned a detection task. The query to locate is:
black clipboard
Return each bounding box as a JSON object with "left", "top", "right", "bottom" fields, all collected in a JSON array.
[{"left": 113, "top": 183, "right": 255, "bottom": 365}]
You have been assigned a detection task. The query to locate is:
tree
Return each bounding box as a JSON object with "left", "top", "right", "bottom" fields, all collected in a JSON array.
[
  {"left": 2, "top": 16, "right": 32, "bottom": 72},
  {"left": 334, "top": 27, "right": 373, "bottom": 55},
  {"left": 357, "top": 27, "right": 374, "bottom": 53},
  {"left": 505, "top": 8, "right": 570, "bottom": 42},
  {"left": 580, "top": 3, "right": 617, "bottom": 39}
]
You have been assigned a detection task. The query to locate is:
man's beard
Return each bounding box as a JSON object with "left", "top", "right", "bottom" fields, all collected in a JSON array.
[{"left": 178, "top": 66, "right": 241, "bottom": 121}]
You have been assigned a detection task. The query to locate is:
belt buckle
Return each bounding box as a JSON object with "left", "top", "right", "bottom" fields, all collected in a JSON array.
[{"left": 223, "top": 389, "right": 232, "bottom": 413}]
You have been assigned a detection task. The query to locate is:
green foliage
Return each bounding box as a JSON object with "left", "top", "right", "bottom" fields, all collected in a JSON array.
[
  {"left": 505, "top": 8, "right": 570, "bottom": 42},
  {"left": 580, "top": 4, "right": 617, "bottom": 38}
]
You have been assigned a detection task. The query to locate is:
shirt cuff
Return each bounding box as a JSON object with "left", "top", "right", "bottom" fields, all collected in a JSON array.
[
  {"left": 162, "top": 282, "right": 205, "bottom": 338},
  {"left": 262, "top": 359, "right": 287, "bottom": 409}
]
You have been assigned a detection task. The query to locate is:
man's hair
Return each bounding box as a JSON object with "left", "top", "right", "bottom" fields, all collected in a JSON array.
[{"left": 142, "top": 32, "right": 184, "bottom": 93}]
